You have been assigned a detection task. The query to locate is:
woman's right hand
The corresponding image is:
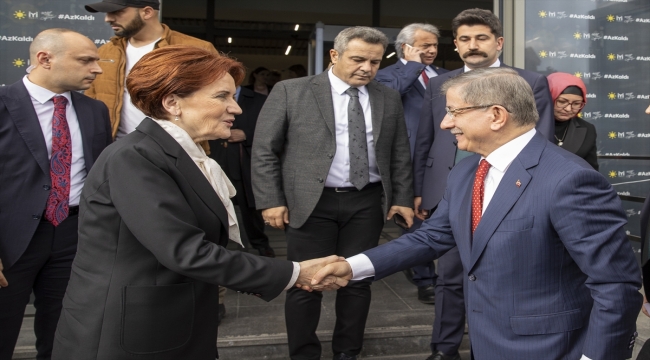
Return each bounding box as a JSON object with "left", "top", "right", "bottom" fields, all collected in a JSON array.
[
  {"left": 0, "top": 258, "right": 8, "bottom": 287},
  {"left": 262, "top": 206, "right": 289, "bottom": 230}
]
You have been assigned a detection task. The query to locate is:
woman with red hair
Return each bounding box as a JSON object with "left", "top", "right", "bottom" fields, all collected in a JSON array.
[
  {"left": 546, "top": 72, "right": 598, "bottom": 170},
  {"left": 52, "top": 45, "right": 336, "bottom": 360}
]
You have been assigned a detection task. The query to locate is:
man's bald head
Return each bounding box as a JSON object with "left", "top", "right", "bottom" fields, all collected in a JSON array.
[
  {"left": 28, "top": 28, "right": 102, "bottom": 93},
  {"left": 29, "top": 28, "right": 80, "bottom": 63}
]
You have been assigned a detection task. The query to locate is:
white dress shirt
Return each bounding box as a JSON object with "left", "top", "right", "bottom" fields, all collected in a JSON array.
[
  {"left": 325, "top": 68, "right": 381, "bottom": 187},
  {"left": 399, "top": 58, "right": 439, "bottom": 88},
  {"left": 463, "top": 58, "right": 501, "bottom": 73},
  {"left": 116, "top": 39, "right": 158, "bottom": 139},
  {"left": 23, "top": 76, "right": 86, "bottom": 207}
]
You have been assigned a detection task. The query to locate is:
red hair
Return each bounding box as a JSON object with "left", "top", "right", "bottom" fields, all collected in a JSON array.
[{"left": 127, "top": 45, "right": 245, "bottom": 119}]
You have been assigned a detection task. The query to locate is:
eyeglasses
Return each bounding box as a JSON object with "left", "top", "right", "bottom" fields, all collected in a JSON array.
[
  {"left": 445, "top": 104, "right": 510, "bottom": 118},
  {"left": 555, "top": 98, "right": 584, "bottom": 110}
]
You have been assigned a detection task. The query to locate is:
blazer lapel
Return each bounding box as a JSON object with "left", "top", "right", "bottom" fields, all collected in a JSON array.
[
  {"left": 70, "top": 92, "right": 96, "bottom": 171},
  {"left": 310, "top": 72, "right": 336, "bottom": 135},
  {"left": 367, "top": 81, "right": 384, "bottom": 142},
  {"left": 562, "top": 118, "right": 586, "bottom": 154},
  {"left": 468, "top": 133, "right": 546, "bottom": 271},
  {"left": 456, "top": 172, "right": 475, "bottom": 267},
  {"left": 137, "top": 119, "right": 230, "bottom": 231},
  {"left": 4, "top": 82, "right": 49, "bottom": 175}
]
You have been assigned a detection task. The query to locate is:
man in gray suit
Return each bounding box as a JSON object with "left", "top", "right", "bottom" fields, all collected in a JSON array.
[{"left": 252, "top": 26, "right": 414, "bottom": 360}]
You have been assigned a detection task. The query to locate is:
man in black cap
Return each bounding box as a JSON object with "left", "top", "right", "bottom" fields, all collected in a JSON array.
[{"left": 83, "top": 0, "right": 218, "bottom": 140}]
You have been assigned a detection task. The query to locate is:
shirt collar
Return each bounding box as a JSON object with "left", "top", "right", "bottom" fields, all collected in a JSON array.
[
  {"left": 400, "top": 58, "right": 432, "bottom": 71},
  {"left": 464, "top": 58, "right": 501, "bottom": 73},
  {"left": 22, "top": 75, "right": 72, "bottom": 105},
  {"left": 483, "top": 127, "right": 536, "bottom": 173},
  {"left": 328, "top": 68, "right": 368, "bottom": 96}
]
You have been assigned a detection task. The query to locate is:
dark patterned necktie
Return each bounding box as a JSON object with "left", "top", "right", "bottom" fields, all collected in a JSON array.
[
  {"left": 44, "top": 96, "right": 71, "bottom": 226},
  {"left": 421, "top": 69, "right": 429, "bottom": 87},
  {"left": 471, "top": 159, "right": 491, "bottom": 234},
  {"left": 345, "top": 87, "right": 369, "bottom": 190}
]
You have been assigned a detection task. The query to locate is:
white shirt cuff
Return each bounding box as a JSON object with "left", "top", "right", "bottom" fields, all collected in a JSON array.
[
  {"left": 346, "top": 254, "right": 376, "bottom": 280},
  {"left": 284, "top": 262, "right": 300, "bottom": 290},
  {"left": 580, "top": 355, "right": 592, "bottom": 360}
]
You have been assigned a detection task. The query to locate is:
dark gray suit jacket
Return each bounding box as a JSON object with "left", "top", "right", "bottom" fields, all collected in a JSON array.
[
  {"left": 0, "top": 80, "right": 112, "bottom": 269},
  {"left": 252, "top": 71, "right": 413, "bottom": 228},
  {"left": 53, "top": 119, "right": 294, "bottom": 360}
]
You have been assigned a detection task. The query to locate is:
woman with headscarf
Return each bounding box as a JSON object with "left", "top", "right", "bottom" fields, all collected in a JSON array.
[{"left": 547, "top": 72, "right": 598, "bottom": 170}]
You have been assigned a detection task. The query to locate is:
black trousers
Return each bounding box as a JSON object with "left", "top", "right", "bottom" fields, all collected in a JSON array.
[
  {"left": 0, "top": 214, "right": 78, "bottom": 360},
  {"left": 430, "top": 246, "right": 465, "bottom": 356},
  {"left": 231, "top": 179, "right": 270, "bottom": 249},
  {"left": 284, "top": 185, "right": 384, "bottom": 360}
]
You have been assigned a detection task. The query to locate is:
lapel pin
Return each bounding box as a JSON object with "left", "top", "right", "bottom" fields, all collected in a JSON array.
[{"left": 516, "top": 180, "right": 521, "bottom": 188}]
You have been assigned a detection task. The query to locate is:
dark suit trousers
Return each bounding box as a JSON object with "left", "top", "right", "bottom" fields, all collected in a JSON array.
[
  {"left": 430, "top": 246, "right": 465, "bottom": 356},
  {"left": 285, "top": 185, "right": 384, "bottom": 360},
  {"left": 405, "top": 217, "right": 437, "bottom": 287},
  {"left": 231, "top": 179, "right": 270, "bottom": 249},
  {"left": 0, "top": 215, "right": 78, "bottom": 360}
]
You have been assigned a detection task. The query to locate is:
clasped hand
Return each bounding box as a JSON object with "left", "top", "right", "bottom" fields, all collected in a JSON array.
[{"left": 296, "top": 255, "right": 355, "bottom": 292}]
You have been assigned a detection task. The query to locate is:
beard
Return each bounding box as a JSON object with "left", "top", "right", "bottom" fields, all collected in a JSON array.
[{"left": 113, "top": 14, "right": 145, "bottom": 38}]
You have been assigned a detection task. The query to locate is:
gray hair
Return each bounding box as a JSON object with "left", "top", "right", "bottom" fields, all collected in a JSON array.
[
  {"left": 395, "top": 23, "right": 440, "bottom": 59},
  {"left": 333, "top": 26, "right": 389, "bottom": 55},
  {"left": 440, "top": 67, "right": 538, "bottom": 127}
]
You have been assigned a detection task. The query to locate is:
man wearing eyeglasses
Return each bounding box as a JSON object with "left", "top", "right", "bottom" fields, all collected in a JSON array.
[
  {"left": 411, "top": 9, "right": 554, "bottom": 360},
  {"left": 310, "top": 67, "right": 641, "bottom": 360}
]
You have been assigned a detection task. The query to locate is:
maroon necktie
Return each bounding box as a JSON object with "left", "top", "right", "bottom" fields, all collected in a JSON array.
[
  {"left": 421, "top": 69, "right": 429, "bottom": 87},
  {"left": 44, "top": 96, "right": 71, "bottom": 226},
  {"left": 471, "top": 159, "right": 491, "bottom": 233}
]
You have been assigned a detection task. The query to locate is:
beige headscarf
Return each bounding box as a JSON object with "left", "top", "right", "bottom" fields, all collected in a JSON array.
[{"left": 153, "top": 119, "right": 242, "bottom": 246}]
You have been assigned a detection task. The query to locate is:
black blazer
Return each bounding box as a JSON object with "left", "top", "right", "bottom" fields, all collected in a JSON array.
[
  {"left": 0, "top": 80, "right": 112, "bottom": 269},
  {"left": 209, "top": 86, "right": 267, "bottom": 208},
  {"left": 53, "top": 118, "right": 294, "bottom": 360},
  {"left": 555, "top": 116, "right": 598, "bottom": 170}
]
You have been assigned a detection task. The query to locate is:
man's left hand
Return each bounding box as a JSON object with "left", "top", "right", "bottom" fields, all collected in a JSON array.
[
  {"left": 387, "top": 206, "right": 415, "bottom": 229},
  {"left": 227, "top": 129, "right": 246, "bottom": 143}
]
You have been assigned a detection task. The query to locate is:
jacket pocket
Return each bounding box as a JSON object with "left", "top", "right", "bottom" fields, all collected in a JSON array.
[
  {"left": 510, "top": 308, "right": 584, "bottom": 335},
  {"left": 121, "top": 283, "right": 194, "bottom": 354},
  {"left": 495, "top": 216, "right": 534, "bottom": 232}
]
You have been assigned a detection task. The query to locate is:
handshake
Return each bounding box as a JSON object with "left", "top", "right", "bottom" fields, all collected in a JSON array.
[{"left": 295, "top": 255, "right": 356, "bottom": 292}]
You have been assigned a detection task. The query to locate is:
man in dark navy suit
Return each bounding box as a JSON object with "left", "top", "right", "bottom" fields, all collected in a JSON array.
[
  {"left": 0, "top": 28, "right": 111, "bottom": 360},
  {"left": 375, "top": 23, "right": 448, "bottom": 304},
  {"left": 410, "top": 9, "right": 554, "bottom": 360}
]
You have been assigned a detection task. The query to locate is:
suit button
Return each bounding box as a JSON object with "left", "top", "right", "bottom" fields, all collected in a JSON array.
[
  {"left": 630, "top": 344, "right": 634, "bottom": 349},
  {"left": 635, "top": 331, "right": 639, "bottom": 337},
  {"left": 468, "top": 274, "right": 476, "bottom": 281},
  {"left": 317, "top": 178, "right": 324, "bottom": 183},
  {"left": 32, "top": 214, "right": 40, "bottom": 220},
  {"left": 327, "top": 154, "right": 333, "bottom": 159},
  {"left": 448, "top": 166, "right": 453, "bottom": 170},
  {"left": 43, "top": 185, "right": 51, "bottom": 190}
]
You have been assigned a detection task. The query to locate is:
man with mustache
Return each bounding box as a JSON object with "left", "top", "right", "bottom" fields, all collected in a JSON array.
[
  {"left": 252, "top": 26, "right": 414, "bottom": 360},
  {"left": 410, "top": 9, "right": 554, "bottom": 360},
  {"left": 0, "top": 28, "right": 111, "bottom": 360},
  {"left": 83, "top": 0, "right": 218, "bottom": 140}
]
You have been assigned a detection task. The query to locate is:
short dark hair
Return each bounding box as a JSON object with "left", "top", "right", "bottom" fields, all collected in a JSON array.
[
  {"left": 248, "top": 66, "right": 268, "bottom": 85},
  {"left": 127, "top": 45, "right": 245, "bottom": 120},
  {"left": 452, "top": 8, "right": 503, "bottom": 38}
]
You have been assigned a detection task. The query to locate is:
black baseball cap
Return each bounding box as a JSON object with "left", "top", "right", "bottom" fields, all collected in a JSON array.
[{"left": 85, "top": 0, "right": 159, "bottom": 13}]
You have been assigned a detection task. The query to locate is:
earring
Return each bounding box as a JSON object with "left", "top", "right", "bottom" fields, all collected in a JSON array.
[{"left": 174, "top": 114, "right": 180, "bottom": 121}]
